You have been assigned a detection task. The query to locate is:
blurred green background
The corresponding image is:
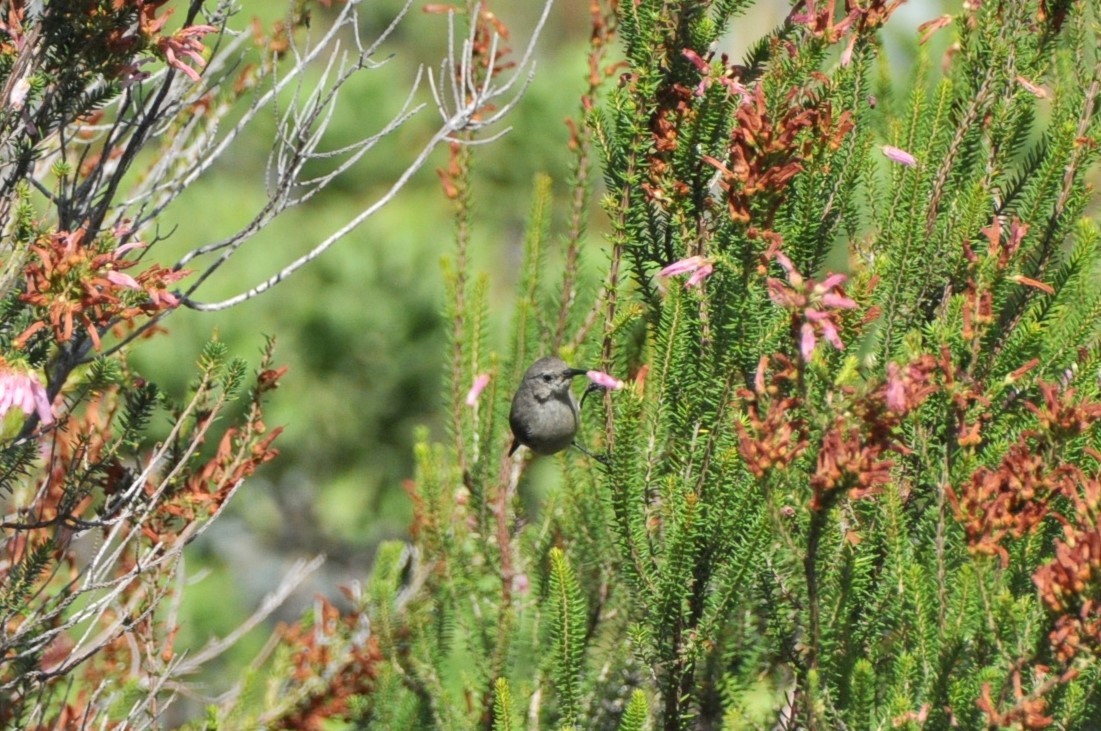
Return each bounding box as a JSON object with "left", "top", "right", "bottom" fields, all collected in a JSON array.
[{"left": 124, "top": 0, "right": 956, "bottom": 712}]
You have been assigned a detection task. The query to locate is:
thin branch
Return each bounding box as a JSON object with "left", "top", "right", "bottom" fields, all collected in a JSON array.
[{"left": 184, "top": 0, "right": 554, "bottom": 311}]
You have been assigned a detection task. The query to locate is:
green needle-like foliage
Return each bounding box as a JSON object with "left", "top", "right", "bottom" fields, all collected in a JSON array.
[
  {"left": 493, "top": 678, "right": 516, "bottom": 731},
  {"left": 545, "top": 547, "right": 588, "bottom": 726},
  {"left": 618, "top": 690, "right": 649, "bottom": 731}
]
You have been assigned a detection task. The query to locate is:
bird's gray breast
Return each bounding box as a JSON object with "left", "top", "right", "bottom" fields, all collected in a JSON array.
[{"left": 509, "top": 392, "right": 578, "bottom": 455}]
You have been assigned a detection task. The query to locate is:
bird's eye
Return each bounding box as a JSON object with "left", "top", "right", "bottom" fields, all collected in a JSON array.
[{"left": 541, "top": 374, "right": 553, "bottom": 383}]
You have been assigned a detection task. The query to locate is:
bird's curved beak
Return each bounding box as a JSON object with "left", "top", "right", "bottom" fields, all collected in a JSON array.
[{"left": 567, "top": 368, "right": 589, "bottom": 379}]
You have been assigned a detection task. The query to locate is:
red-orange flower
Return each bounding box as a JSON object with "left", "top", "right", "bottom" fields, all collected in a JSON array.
[
  {"left": 18, "top": 227, "right": 189, "bottom": 350},
  {"left": 736, "top": 355, "right": 809, "bottom": 478}
]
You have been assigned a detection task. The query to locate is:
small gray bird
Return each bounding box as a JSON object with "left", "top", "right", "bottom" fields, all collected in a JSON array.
[{"left": 508, "top": 356, "right": 588, "bottom": 457}]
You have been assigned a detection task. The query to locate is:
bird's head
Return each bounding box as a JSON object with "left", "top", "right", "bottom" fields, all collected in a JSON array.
[{"left": 522, "top": 356, "right": 587, "bottom": 401}]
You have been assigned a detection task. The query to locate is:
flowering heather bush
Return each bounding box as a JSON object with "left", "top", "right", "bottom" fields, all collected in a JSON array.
[
  {"left": 359, "top": 1, "right": 1101, "bottom": 730},
  {"left": 5, "top": 0, "right": 1101, "bottom": 729}
]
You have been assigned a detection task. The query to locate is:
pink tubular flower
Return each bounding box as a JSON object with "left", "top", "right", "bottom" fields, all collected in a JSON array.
[
  {"left": 799, "top": 322, "right": 818, "bottom": 361},
  {"left": 465, "top": 373, "right": 491, "bottom": 407},
  {"left": 839, "top": 34, "right": 857, "bottom": 67},
  {"left": 0, "top": 366, "right": 54, "bottom": 426},
  {"left": 686, "top": 262, "right": 714, "bottom": 287},
  {"left": 106, "top": 270, "right": 141, "bottom": 290},
  {"left": 114, "top": 241, "right": 146, "bottom": 258},
  {"left": 805, "top": 309, "right": 843, "bottom": 349},
  {"left": 884, "top": 355, "right": 938, "bottom": 415},
  {"left": 159, "top": 24, "right": 218, "bottom": 82},
  {"left": 767, "top": 250, "right": 857, "bottom": 360},
  {"left": 658, "top": 256, "right": 715, "bottom": 288},
  {"left": 885, "top": 362, "right": 907, "bottom": 412},
  {"left": 587, "top": 370, "right": 624, "bottom": 390},
  {"left": 882, "top": 145, "right": 917, "bottom": 167},
  {"left": 117, "top": 61, "right": 152, "bottom": 88},
  {"left": 659, "top": 256, "right": 706, "bottom": 277},
  {"left": 682, "top": 48, "right": 709, "bottom": 74}
]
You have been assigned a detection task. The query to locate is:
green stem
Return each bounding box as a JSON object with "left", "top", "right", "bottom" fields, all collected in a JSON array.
[{"left": 803, "top": 506, "right": 826, "bottom": 731}]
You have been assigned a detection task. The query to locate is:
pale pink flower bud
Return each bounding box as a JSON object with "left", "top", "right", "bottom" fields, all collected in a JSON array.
[
  {"left": 0, "top": 367, "right": 54, "bottom": 425},
  {"left": 465, "top": 373, "right": 491, "bottom": 407},
  {"left": 682, "top": 48, "right": 710, "bottom": 74},
  {"left": 658, "top": 256, "right": 715, "bottom": 288},
  {"left": 886, "top": 362, "right": 906, "bottom": 412},
  {"left": 685, "top": 262, "right": 714, "bottom": 288},
  {"left": 800, "top": 322, "right": 817, "bottom": 361},
  {"left": 773, "top": 250, "right": 796, "bottom": 275},
  {"left": 586, "top": 370, "right": 624, "bottom": 390},
  {"left": 658, "top": 256, "right": 706, "bottom": 278},
  {"left": 817, "top": 273, "right": 847, "bottom": 292},
  {"left": 754, "top": 356, "right": 768, "bottom": 393},
  {"left": 114, "top": 241, "right": 146, "bottom": 257},
  {"left": 821, "top": 291, "right": 857, "bottom": 309},
  {"left": 818, "top": 319, "right": 844, "bottom": 350},
  {"left": 106, "top": 271, "right": 141, "bottom": 290},
  {"left": 882, "top": 145, "right": 917, "bottom": 167},
  {"left": 839, "top": 35, "right": 857, "bottom": 67}
]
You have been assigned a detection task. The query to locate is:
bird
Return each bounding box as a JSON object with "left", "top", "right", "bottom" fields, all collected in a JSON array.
[{"left": 508, "top": 356, "right": 589, "bottom": 457}]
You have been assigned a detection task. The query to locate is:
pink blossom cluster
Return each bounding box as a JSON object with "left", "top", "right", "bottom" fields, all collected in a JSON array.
[
  {"left": 767, "top": 251, "right": 857, "bottom": 360},
  {"left": 0, "top": 366, "right": 54, "bottom": 426}
]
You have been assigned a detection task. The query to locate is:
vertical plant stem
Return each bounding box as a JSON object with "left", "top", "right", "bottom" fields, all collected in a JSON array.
[
  {"left": 803, "top": 507, "right": 826, "bottom": 731},
  {"left": 450, "top": 143, "right": 473, "bottom": 475},
  {"left": 602, "top": 242, "right": 622, "bottom": 447},
  {"left": 482, "top": 454, "right": 522, "bottom": 729}
]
